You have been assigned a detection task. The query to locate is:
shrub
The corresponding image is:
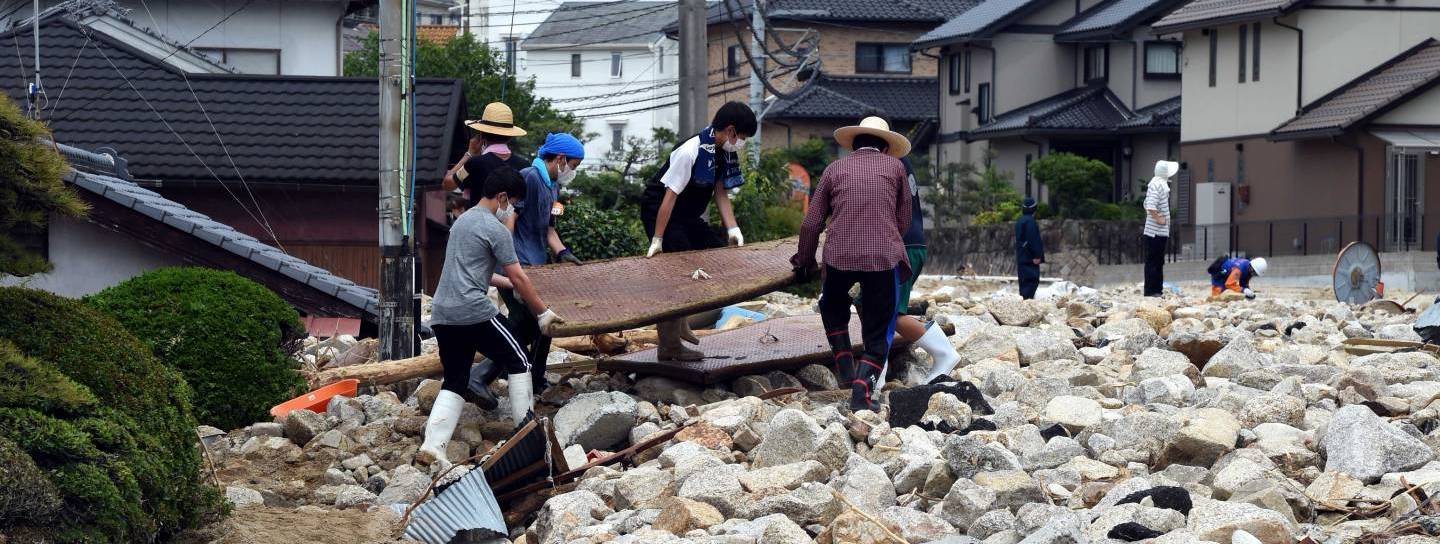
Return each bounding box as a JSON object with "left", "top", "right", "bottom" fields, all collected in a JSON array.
[
  {"left": 0, "top": 288, "right": 221, "bottom": 542},
  {"left": 87, "top": 267, "right": 306, "bottom": 430},
  {"left": 0, "top": 91, "right": 85, "bottom": 276},
  {"left": 555, "top": 199, "right": 648, "bottom": 260},
  {"left": 1030, "top": 153, "right": 1112, "bottom": 218}
]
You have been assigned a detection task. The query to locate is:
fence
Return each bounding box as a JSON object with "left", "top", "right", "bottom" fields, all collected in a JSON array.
[{"left": 1171, "top": 214, "right": 1432, "bottom": 262}]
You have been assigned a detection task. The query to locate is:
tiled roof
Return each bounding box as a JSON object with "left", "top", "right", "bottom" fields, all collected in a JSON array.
[
  {"left": 913, "top": 0, "right": 1049, "bottom": 48},
  {"left": 670, "top": 0, "right": 979, "bottom": 33},
  {"left": 0, "top": 16, "right": 466, "bottom": 188},
  {"left": 1117, "top": 96, "right": 1181, "bottom": 132},
  {"left": 60, "top": 144, "right": 378, "bottom": 317},
  {"left": 1272, "top": 39, "right": 1440, "bottom": 140},
  {"left": 968, "top": 85, "right": 1138, "bottom": 140},
  {"left": 524, "top": 1, "right": 677, "bottom": 47},
  {"left": 765, "top": 75, "right": 938, "bottom": 122},
  {"left": 1055, "top": 0, "right": 1190, "bottom": 41},
  {"left": 417, "top": 25, "right": 459, "bottom": 44},
  {"left": 1151, "top": 0, "right": 1309, "bottom": 33}
]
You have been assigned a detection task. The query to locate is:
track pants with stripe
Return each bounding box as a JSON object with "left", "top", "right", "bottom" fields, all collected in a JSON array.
[
  {"left": 432, "top": 317, "right": 530, "bottom": 396},
  {"left": 818, "top": 266, "right": 899, "bottom": 408}
]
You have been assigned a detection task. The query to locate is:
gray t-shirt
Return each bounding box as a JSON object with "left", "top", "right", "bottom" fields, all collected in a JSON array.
[{"left": 431, "top": 207, "right": 518, "bottom": 326}]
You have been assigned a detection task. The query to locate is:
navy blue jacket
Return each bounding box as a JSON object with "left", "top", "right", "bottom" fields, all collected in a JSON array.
[{"left": 1015, "top": 213, "right": 1043, "bottom": 264}]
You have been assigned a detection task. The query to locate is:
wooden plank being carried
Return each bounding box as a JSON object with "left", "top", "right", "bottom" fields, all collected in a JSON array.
[
  {"left": 599, "top": 315, "right": 909, "bottom": 385},
  {"left": 526, "top": 237, "right": 803, "bottom": 337}
]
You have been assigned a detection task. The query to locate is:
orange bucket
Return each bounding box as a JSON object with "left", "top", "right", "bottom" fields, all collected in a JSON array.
[{"left": 270, "top": 379, "right": 359, "bottom": 420}]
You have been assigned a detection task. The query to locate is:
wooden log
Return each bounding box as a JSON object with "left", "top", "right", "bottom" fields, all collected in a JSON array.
[
  {"left": 551, "top": 333, "right": 628, "bottom": 355},
  {"left": 308, "top": 353, "right": 479, "bottom": 388}
]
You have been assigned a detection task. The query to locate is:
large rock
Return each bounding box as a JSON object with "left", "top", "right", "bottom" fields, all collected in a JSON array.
[
  {"left": 633, "top": 376, "right": 704, "bottom": 405},
  {"left": 225, "top": 485, "right": 264, "bottom": 508},
  {"left": 1201, "top": 333, "right": 1265, "bottom": 378},
  {"left": 942, "top": 434, "right": 1023, "bottom": 479},
  {"left": 614, "top": 466, "right": 676, "bottom": 510},
  {"left": 832, "top": 454, "right": 896, "bottom": 514},
  {"left": 1129, "top": 375, "right": 1195, "bottom": 406},
  {"left": 988, "top": 298, "right": 1040, "bottom": 327},
  {"left": 740, "top": 460, "right": 829, "bottom": 494},
  {"left": 1043, "top": 395, "right": 1102, "bottom": 430},
  {"left": 652, "top": 496, "right": 723, "bottom": 535},
  {"left": 1239, "top": 393, "right": 1305, "bottom": 428},
  {"left": 1160, "top": 408, "right": 1241, "bottom": 467},
  {"left": 1093, "top": 317, "right": 1153, "bottom": 344},
  {"left": 750, "top": 408, "right": 848, "bottom": 470},
  {"left": 974, "top": 470, "right": 1044, "bottom": 511},
  {"left": 1186, "top": 497, "right": 1294, "bottom": 544},
  {"left": 939, "top": 478, "right": 997, "bottom": 529},
  {"left": 1133, "top": 348, "right": 1203, "bottom": 386},
  {"left": 533, "top": 489, "right": 613, "bottom": 544},
  {"left": 554, "top": 391, "right": 639, "bottom": 450},
  {"left": 284, "top": 408, "right": 331, "bottom": 446},
  {"left": 1016, "top": 331, "right": 1080, "bottom": 365},
  {"left": 958, "top": 327, "right": 1020, "bottom": 364},
  {"left": 744, "top": 481, "right": 841, "bottom": 525},
  {"left": 882, "top": 506, "right": 956, "bottom": 543},
  {"left": 376, "top": 464, "right": 430, "bottom": 505},
  {"left": 677, "top": 464, "right": 747, "bottom": 517},
  {"left": 1321, "top": 405, "right": 1435, "bottom": 483},
  {"left": 1135, "top": 305, "right": 1173, "bottom": 333}
]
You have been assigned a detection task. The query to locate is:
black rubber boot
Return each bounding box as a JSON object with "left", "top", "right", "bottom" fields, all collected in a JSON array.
[
  {"left": 827, "top": 328, "right": 856, "bottom": 386},
  {"left": 464, "top": 358, "right": 501, "bottom": 410},
  {"left": 850, "top": 355, "right": 883, "bottom": 412}
]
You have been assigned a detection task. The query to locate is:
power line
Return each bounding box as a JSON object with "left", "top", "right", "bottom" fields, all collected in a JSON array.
[{"left": 566, "top": 65, "right": 798, "bottom": 117}]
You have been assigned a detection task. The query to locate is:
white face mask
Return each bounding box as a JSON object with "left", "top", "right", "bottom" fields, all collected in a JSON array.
[
  {"left": 723, "top": 137, "right": 745, "bottom": 153},
  {"left": 495, "top": 197, "right": 516, "bottom": 222},
  {"left": 557, "top": 163, "right": 578, "bottom": 185}
]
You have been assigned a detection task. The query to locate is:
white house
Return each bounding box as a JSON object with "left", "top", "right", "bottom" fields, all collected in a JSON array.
[
  {"left": 521, "top": 2, "right": 678, "bottom": 164},
  {"left": 11, "top": 0, "right": 361, "bottom": 76}
]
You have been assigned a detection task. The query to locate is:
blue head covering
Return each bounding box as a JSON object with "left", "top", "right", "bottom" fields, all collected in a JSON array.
[{"left": 538, "top": 132, "right": 585, "bottom": 160}]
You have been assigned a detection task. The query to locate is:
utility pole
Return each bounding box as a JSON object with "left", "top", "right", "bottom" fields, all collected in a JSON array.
[
  {"left": 748, "top": 0, "right": 764, "bottom": 160},
  {"left": 678, "top": 0, "right": 707, "bottom": 136},
  {"left": 377, "top": 0, "right": 416, "bottom": 361}
]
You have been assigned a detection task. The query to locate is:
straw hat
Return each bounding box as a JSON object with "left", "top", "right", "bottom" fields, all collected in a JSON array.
[
  {"left": 834, "top": 116, "right": 911, "bottom": 158},
  {"left": 466, "top": 102, "right": 527, "bottom": 137}
]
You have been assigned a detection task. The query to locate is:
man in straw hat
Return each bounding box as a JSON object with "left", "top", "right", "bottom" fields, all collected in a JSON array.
[
  {"left": 445, "top": 102, "right": 530, "bottom": 210},
  {"left": 640, "top": 101, "right": 757, "bottom": 361},
  {"left": 791, "top": 116, "right": 913, "bottom": 412},
  {"left": 1015, "top": 197, "right": 1044, "bottom": 300}
]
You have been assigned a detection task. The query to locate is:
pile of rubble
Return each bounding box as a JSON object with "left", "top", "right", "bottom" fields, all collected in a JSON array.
[{"left": 206, "top": 283, "right": 1440, "bottom": 544}]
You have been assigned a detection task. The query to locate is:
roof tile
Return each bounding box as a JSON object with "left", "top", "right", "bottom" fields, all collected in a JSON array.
[
  {"left": 1272, "top": 39, "right": 1440, "bottom": 138},
  {"left": 913, "top": 0, "right": 1046, "bottom": 48},
  {"left": 966, "top": 85, "right": 1179, "bottom": 139},
  {"left": 524, "top": 1, "right": 677, "bottom": 47},
  {"left": 766, "top": 75, "right": 938, "bottom": 121},
  {"left": 1056, "top": 0, "right": 1188, "bottom": 40},
  {"left": 1152, "top": 0, "right": 1308, "bottom": 33}
]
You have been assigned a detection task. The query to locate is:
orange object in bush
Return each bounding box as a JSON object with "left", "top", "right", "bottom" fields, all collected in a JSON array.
[{"left": 270, "top": 379, "right": 359, "bottom": 420}]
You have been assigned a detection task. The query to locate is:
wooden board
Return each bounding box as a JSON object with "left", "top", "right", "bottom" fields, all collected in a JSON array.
[
  {"left": 598, "top": 315, "right": 909, "bottom": 385},
  {"left": 1341, "top": 338, "right": 1440, "bottom": 357},
  {"left": 526, "top": 238, "right": 803, "bottom": 337}
]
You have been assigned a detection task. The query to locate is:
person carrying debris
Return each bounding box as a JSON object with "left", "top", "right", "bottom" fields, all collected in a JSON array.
[
  {"left": 444, "top": 102, "right": 530, "bottom": 209},
  {"left": 791, "top": 116, "right": 913, "bottom": 412},
  {"left": 419, "top": 168, "right": 564, "bottom": 468},
  {"left": 1015, "top": 197, "right": 1044, "bottom": 300},
  {"left": 1208, "top": 255, "right": 1267, "bottom": 299},
  {"left": 640, "top": 102, "right": 757, "bottom": 361},
  {"left": 1143, "top": 160, "right": 1179, "bottom": 297}
]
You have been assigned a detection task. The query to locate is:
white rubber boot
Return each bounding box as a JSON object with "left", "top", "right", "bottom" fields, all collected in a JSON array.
[
  {"left": 871, "top": 360, "right": 890, "bottom": 401},
  {"left": 508, "top": 372, "right": 534, "bottom": 427},
  {"left": 417, "top": 390, "right": 464, "bottom": 467},
  {"left": 919, "top": 324, "right": 961, "bottom": 383}
]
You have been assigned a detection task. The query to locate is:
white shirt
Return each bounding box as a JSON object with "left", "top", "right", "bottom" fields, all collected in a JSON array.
[
  {"left": 1143, "top": 177, "right": 1171, "bottom": 238},
  {"left": 659, "top": 136, "right": 703, "bottom": 194}
]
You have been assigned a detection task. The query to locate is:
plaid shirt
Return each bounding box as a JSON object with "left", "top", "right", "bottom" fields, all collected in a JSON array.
[{"left": 792, "top": 148, "right": 913, "bottom": 280}]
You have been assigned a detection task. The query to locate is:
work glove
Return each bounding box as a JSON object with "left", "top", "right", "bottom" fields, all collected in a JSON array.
[
  {"left": 727, "top": 227, "right": 744, "bottom": 247},
  {"left": 793, "top": 265, "right": 814, "bottom": 284},
  {"left": 646, "top": 236, "right": 664, "bottom": 258},
  {"left": 537, "top": 309, "right": 565, "bottom": 336},
  {"left": 558, "top": 249, "right": 583, "bottom": 266},
  {"left": 1243, "top": 288, "right": 1255, "bottom": 299}
]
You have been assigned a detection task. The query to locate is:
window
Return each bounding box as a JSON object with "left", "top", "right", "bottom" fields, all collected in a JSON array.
[
  {"left": 504, "top": 38, "right": 518, "bottom": 74},
  {"left": 194, "top": 47, "right": 280, "bottom": 74},
  {"left": 1144, "top": 41, "right": 1181, "bottom": 79},
  {"left": 947, "top": 54, "right": 961, "bottom": 95},
  {"left": 429, "top": 14, "right": 444, "bottom": 25},
  {"left": 726, "top": 45, "right": 741, "bottom": 77},
  {"left": 855, "top": 43, "right": 912, "bottom": 74},
  {"left": 570, "top": 54, "right": 581, "bottom": 78},
  {"left": 977, "top": 83, "right": 992, "bottom": 123},
  {"left": 1083, "top": 45, "right": 1107, "bottom": 82},
  {"left": 964, "top": 50, "right": 971, "bottom": 92},
  {"left": 611, "top": 125, "right": 625, "bottom": 152},
  {"left": 610, "top": 52, "right": 622, "bottom": 78},
  {"left": 1251, "top": 22, "right": 1261, "bottom": 81},
  {"left": 1238, "top": 24, "right": 1248, "bottom": 83},
  {"left": 1207, "top": 29, "right": 1217, "bottom": 87}
]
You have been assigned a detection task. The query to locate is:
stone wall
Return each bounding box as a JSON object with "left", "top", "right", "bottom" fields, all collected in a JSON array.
[{"left": 926, "top": 220, "right": 1145, "bottom": 285}]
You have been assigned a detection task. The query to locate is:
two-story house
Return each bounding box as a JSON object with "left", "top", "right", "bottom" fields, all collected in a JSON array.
[
  {"left": 1153, "top": 0, "right": 1440, "bottom": 258},
  {"left": 669, "top": 0, "right": 979, "bottom": 153},
  {"left": 10, "top": 0, "right": 369, "bottom": 76},
  {"left": 916, "top": 0, "right": 1186, "bottom": 202},
  {"left": 522, "top": 2, "right": 679, "bottom": 163}
]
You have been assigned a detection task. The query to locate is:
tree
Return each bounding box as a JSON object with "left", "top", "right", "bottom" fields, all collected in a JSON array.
[
  {"left": 1030, "top": 152, "right": 1112, "bottom": 218},
  {"left": 0, "top": 95, "right": 85, "bottom": 276},
  {"left": 344, "top": 32, "right": 582, "bottom": 153},
  {"left": 924, "top": 156, "right": 1022, "bottom": 228}
]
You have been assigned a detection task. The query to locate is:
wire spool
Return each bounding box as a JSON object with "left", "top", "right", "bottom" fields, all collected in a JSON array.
[{"left": 1334, "top": 241, "right": 1382, "bottom": 304}]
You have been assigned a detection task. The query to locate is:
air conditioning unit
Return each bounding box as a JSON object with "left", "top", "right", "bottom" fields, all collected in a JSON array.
[{"left": 1194, "top": 182, "right": 1231, "bottom": 258}]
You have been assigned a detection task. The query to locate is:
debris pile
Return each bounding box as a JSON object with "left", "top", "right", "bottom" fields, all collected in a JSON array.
[{"left": 205, "top": 283, "right": 1440, "bottom": 544}]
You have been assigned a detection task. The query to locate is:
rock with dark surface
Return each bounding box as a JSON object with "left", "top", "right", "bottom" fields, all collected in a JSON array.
[{"left": 284, "top": 408, "right": 331, "bottom": 447}]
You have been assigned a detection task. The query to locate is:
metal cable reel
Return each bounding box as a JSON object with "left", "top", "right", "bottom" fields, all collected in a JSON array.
[{"left": 1333, "top": 241, "right": 1382, "bottom": 305}]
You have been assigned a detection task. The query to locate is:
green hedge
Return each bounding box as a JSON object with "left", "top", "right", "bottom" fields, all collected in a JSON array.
[
  {"left": 556, "top": 200, "right": 648, "bottom": 261},
  {"left": 88, "top": 267, "right": 307, "bottom": 430},
  {"left": 0, "top": 288, "right": 220, "bottom": 542}
]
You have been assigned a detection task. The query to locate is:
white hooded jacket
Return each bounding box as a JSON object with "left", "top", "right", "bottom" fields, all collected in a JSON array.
[{"left": 1144, "top": 160, "right": 1179, "bottom": 237}]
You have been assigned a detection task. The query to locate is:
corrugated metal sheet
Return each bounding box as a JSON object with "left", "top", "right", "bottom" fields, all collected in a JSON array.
[{"left": 402, "top": 467, "right": 508, "bottom": 544}]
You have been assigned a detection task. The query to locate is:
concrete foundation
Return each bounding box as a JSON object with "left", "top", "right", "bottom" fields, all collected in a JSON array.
[{"left": 1093, "top": 251, "right": 1440, "bottom": 294}]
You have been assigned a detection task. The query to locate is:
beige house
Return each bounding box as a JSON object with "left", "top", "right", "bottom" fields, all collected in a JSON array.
[
  {"left": 1153, "top": 0, "right": 1440, "bottom": 259},
  {"left": 914, "top": 0, "right": 1187, "bottom": 202}
]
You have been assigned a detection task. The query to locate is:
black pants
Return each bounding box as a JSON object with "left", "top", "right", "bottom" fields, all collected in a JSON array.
[
  {"left": 500, "top": 289, "right": 552, "bottom": 391},
  {"left": 1017, "top": 263, "right": 1040, "bottom": 300},
  {"left": 432, "top": 317, "right": 530, "bottom": 396},
  {"left": 642, "top": 213, "right": 725, "bottom": 252},
  {"left": 1144, "top": 235, "right": 1168, "bottom": 296},
  {"left": 818, "top": 266, "right": 899, "bottom": 397}
]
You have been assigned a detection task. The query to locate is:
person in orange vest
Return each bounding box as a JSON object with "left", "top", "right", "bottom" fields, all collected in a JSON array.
[{"left": 1208, "top": 256, "right": 1267, "bottom": 298}]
